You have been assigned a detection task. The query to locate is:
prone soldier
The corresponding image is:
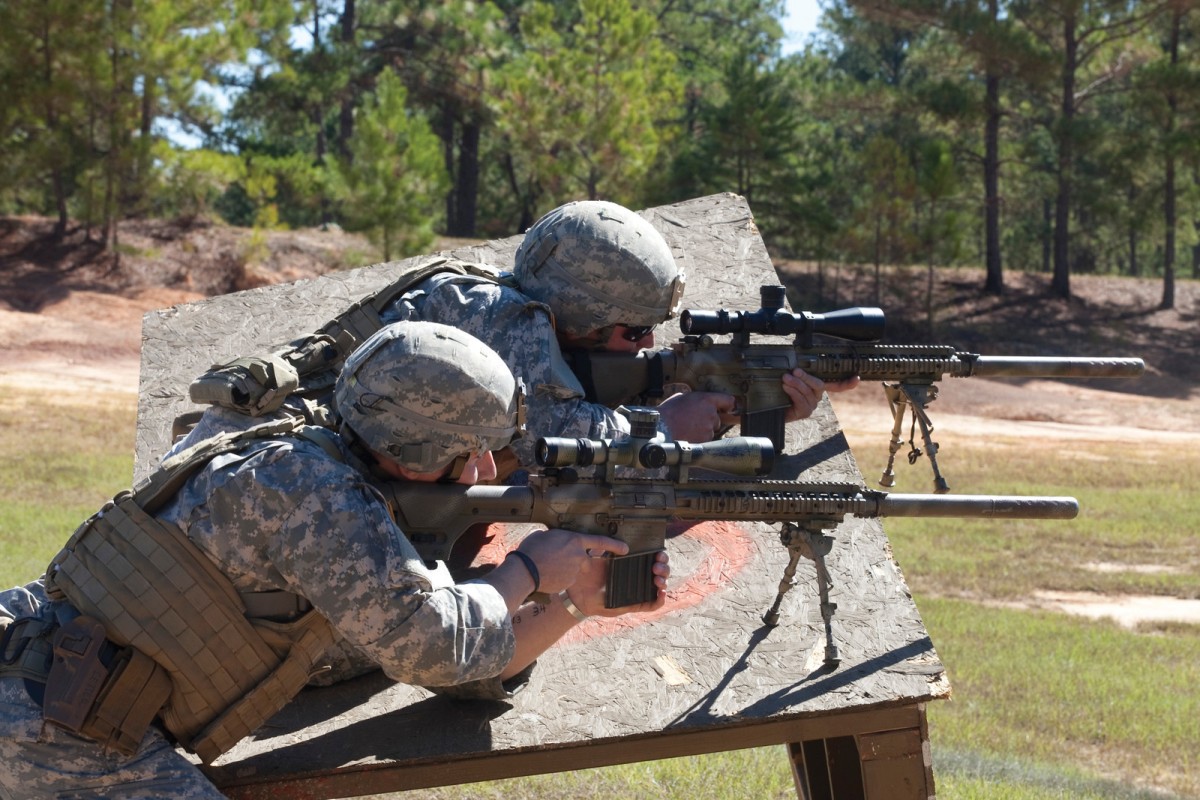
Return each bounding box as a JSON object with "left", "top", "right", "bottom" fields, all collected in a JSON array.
[{"left": 0, "top": 321, "right": 668, "bottom": 797}]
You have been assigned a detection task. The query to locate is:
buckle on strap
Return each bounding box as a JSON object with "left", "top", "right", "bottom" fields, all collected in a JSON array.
[{"left": 0, "top": 617, "right": 54, "bottom": 669}]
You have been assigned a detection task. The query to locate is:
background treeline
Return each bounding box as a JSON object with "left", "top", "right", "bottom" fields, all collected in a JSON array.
[{"left": 2, "top": 0, "right": 1198, "bottom": 305}]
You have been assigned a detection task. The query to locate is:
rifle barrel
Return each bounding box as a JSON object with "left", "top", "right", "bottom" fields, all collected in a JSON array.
[
  {"left": 879, "top": 493, "right": 1079, "bottom": 519},
  {"left": 969, "top": 356, "right": 1145, "bottom": 379}
]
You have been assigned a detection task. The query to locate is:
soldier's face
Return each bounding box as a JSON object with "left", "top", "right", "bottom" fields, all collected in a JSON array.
[{"left": 561, "top": 324, "right": 654, "bottom": 353}]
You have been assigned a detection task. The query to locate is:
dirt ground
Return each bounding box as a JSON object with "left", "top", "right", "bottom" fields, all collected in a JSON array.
[{"left": 2, "top": 215, "right": 1198, "bottom": 625}]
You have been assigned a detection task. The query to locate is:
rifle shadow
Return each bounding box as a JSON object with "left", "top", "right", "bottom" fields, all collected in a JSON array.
[{"left": 669, "top": 631, "right": 935, "bottom": 728}]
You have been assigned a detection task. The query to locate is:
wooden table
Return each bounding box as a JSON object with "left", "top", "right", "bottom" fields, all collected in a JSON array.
[{"left": 135, "top": 193, "right": 949, "bottom": 799}]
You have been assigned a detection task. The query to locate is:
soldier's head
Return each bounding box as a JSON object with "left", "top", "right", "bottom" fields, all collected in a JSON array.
[
  {"left": 513, "top": 200, "right": 685, "bottom": 352},
  {"left": 334, "top": 321, "right": 524, "bottom": 484}
]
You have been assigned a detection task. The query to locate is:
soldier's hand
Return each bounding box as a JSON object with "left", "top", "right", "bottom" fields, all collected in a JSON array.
[
  {"left": 569, "top": 550, "right": 671, "bottom": 618},
  {"left": 658, "top": 391, "right": 739, "bottom": 442},
  {"left": 782, "top": 369, "right": 860, "bottom": 422}
]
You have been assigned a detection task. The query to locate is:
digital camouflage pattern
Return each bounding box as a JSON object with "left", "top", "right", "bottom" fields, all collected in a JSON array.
[
  {"left": 512, "top": 200, "right": 684, "bottom": 338},
  {"left": 382, "top": 272, "right": 633, "bottom": 468},
  {"left": 335, "top": 321, "right": 523, "bottom": 473}
]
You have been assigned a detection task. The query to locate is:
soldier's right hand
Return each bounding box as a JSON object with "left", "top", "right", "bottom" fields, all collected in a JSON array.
[
  {"left": 514, "top": 530, "right": 629, "bottom": 596},
  {"left": 657, "top": 391, "right": 739, "bottom": 442}
]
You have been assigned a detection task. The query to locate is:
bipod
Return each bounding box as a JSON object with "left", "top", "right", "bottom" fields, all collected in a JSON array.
[
  {"left": 762, "top": 520, "right": 840, "bottom": 668},
  {"left": 880, "top": 382, "right": 949, "bottom": 493}
]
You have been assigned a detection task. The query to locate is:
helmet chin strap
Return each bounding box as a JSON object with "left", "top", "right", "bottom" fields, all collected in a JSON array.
[{"left": 439, "top": 454, "right": 470, "bottom": 483}]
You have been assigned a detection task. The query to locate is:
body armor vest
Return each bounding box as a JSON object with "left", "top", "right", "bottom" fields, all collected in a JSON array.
[{"left": 43, "top": 417, "right": 339, "bottom": 764}]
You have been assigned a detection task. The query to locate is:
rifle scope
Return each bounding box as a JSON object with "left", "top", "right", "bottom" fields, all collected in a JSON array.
[
  {"left": 680, "top": 284, "right": 885, "bottom": 343},
  {"left": 536, "top": 435, "right": 775, "bottom": 476}
]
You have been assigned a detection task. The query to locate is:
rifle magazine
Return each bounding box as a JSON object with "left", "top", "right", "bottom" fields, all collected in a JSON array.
[{"left": 605, "top": 551, "right": 661, "bottom": 608}]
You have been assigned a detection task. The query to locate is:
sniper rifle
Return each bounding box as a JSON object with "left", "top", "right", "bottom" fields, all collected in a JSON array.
[
  {"left": 567, "top": 285, "right": 1145, "bottom": 493},
  {"left": 372, "top": 408, "right": 1079, "bottom": 667}
]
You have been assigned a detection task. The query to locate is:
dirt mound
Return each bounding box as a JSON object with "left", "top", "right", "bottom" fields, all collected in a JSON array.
[{"left": 0, "top": 215, "right": 375, "bottom": 314}]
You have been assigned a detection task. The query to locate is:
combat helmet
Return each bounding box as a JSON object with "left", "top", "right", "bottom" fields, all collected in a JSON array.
[
  {"left": 513, "top": 200, "right": 685, "bottom": 338},
  {"left": 334, "top": 321, "right": 524, "bottom": 473}
]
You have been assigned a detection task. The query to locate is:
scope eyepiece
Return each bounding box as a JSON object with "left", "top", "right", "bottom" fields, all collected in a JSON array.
[{"left": 537, "top": 437, "right": 603, "bottom": 468}]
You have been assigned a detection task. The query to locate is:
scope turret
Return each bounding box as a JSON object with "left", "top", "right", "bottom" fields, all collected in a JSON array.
[{"left": 680, "top": 284, "right": 885, "bottom": 344}]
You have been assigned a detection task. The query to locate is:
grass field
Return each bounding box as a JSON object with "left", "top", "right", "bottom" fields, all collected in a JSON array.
[{"left": 1, "top": 387, "right": 1195, "bottom": 799}]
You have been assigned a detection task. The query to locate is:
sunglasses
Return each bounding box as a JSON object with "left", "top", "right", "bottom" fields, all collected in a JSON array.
[{"left": 619, "top": 325, "right": 654, "bottom": 342}]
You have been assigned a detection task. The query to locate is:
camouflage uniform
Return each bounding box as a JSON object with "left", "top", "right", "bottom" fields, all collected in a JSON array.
[
  {"left": 382, "top": 272, "right": 629, "bottom": 467},
  {"left": 1, "top": 412, "right": 520, "bottom": 797}
]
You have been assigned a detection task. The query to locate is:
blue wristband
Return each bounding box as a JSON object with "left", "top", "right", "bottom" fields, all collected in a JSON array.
[{"left": 507, "top": 550, "right": 540, "bottom": 593}]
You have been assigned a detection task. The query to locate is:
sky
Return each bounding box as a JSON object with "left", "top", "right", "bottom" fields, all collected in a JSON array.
[{"left": 780, "top": 0, "right": 823, "bottom": 55}]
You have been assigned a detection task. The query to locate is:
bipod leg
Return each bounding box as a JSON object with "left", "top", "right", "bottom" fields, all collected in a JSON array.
[
  {"left": 812, "top": 542, "right": 840, "bottom": 667},
  {"left": 902, "top": 383, "right": 948, "bottom": 494},
  {"left": 762, "top": 538, "right": 803, "bottom": 628},
  {"left": 880, "top": 384, "right": 908, "bottom": 488},
  {"left": 882, "top": 383, "right": 950, "bottom": 493},
  {"left": 762, "top": 522, "right": 841, "bottom": 668}
]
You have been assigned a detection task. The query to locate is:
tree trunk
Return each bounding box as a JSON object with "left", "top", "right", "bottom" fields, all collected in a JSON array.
[
  {"left": 983, "top": 0, "right": 1003, "bottom": 294},
  {"left": 1129, "top": 226, "right": 1138, "bottom": 277},
  {"left": 1051, "top": 14, "right": 1077, "bottom": 298},
  {"left": 451, "top": 121, "right": 480, "bottom": 237},
  {"left": 1041, "top": 198, "right": 1052, "bottom": 273},
  {"left": 1161, "top": 6, "right": 1180, "bottom": 310},
  {"left": 337, "top": 0, "right": 356, "bottom": 158}
]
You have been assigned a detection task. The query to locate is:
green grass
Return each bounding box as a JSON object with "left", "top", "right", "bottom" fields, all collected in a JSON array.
[
  {"left": 4, "top": 388, "right": 1196, "bottom": 798},
  {"left": 0, "top": 389, "right": 135, "bottom": 587},
  {"left": 924, "top": 598, "right": 1199, "bottom": 797}
]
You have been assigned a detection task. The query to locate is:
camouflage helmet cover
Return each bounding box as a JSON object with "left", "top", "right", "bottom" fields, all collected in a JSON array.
[
  {"left": 335, "top": 321, "right": 524, "bottom": 473},
  {"left": 513, "top": 200, "right": 685, "bottom": 338}
]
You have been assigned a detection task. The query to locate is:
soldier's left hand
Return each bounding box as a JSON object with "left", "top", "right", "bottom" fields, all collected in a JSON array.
[{"left": 782, "top": 369, "right": 859, "bottom": 422}]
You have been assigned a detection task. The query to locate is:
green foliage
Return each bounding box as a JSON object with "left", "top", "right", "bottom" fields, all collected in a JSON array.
[
  {"left": 491, "top": 0, "right": 683, "bottom": 212},
  {"left": 148, "top": 143, "right": 244, "bottom": 222},
  {"left": 4, "top": 0, "right": 1200, "bottom": 291},
  {"left": 328, "top": 71, "right": 447, "bottom": 260}
]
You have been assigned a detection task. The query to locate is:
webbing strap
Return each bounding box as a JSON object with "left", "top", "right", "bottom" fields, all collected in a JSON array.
[
  {"left": 190, "top": 612, "right": 335, "bottom": 763},
  {"left": 81, "top": 648, "right": 172, "bottom": 756}
]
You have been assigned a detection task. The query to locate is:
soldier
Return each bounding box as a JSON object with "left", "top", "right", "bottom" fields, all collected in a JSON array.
[
  {"left": 0, "top": 321, "right": 668, "bottom": 798},
  {"left": 379, "top": 199, "right": 858, "bottom": 471}
]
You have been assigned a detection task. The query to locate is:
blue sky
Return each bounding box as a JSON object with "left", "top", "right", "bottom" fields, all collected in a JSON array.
[{"left": 781, "top": 0, "right": 822, "bottom": 54}]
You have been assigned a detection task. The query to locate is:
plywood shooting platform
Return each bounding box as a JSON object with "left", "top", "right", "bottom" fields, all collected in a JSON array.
[{"left": 135, "top": 193, "right": 949, "bottom": 799}]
